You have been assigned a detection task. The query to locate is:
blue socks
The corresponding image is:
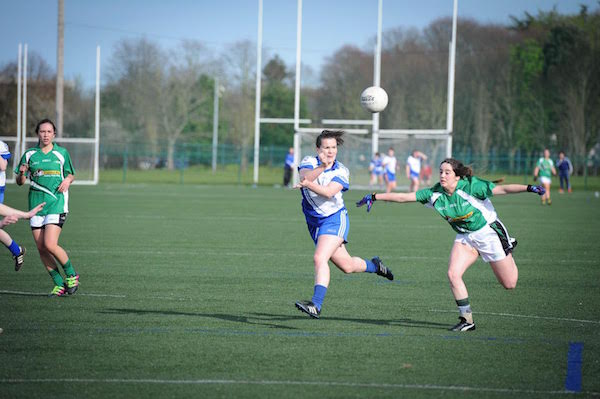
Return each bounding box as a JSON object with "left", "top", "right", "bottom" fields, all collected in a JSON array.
[
  {"left": 311, "top": 284, "right": 327, "bottom": 311},
  {"left": 6, "top": 241, "right": 21, "bottom": 257},
  {"left": 364, "top": 258, "right": 377, "bottom": 273}
]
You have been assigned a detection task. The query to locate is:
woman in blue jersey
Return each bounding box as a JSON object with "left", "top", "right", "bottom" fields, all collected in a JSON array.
[
  {"left": 293, "top": 130, "right": 394, "bottom": 319},
  {"left": 357, "top": 158, "right": 545, "bottom": 331}
]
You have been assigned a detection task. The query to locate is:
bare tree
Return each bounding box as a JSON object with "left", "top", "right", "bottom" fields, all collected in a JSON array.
[{"left": 221, "top": 40, "right": 256, "bottom": 172}]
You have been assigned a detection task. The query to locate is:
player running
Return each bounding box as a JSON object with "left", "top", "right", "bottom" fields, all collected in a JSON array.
[
  {"left": 357, "top": 158, "right": 546, "bottom": 331},
  {"left": 533, "top": 148, "right": 557, "bottom": 205},
  {"left": 406, "top": 150, "right": 427, "bottom": 192},
  {"left": 293, "top": 130, "right": 393, "bottom": 319},
  {"left": 0, "top": 140, "right": 27, "bottom": 269},
  {"left": 15, "top": 119, "right": 79, "bottom": 297},
  {"left": 382, "top": 147, "right": 398, "bottom": 193}
]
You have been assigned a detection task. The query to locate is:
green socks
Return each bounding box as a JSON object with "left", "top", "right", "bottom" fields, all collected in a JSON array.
[
  {"left": 61, "top": 259, "right": 76, "bottom": 277},
  {"left": 49, "top": 269, "right": 64, "bottom": 287}
]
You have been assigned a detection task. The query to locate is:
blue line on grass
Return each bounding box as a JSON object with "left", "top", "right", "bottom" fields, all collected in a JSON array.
[{"left": 565, "top": 342, "right": 583, "bottom": 392}]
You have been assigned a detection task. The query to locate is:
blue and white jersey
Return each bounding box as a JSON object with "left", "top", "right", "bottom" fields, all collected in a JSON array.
[
  {"left": 383, "top": 155, "right": 397, "bottom": 174},
  {"left": 370, "top": 158, "right": 384, "bottom": 175},
  {"left": 407, "top": 155, "right": 421, "bottom": 175},
  {"left": 0, "top": 140, "right": 11, "bottom": 190},
  {"left": 298, "top": 155, "right": 349, "bottom": 219}
]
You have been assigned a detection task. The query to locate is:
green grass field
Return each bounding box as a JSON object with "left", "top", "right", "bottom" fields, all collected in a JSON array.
[{"left": 1, "top": 183, "right": 599, "bottom": 398}]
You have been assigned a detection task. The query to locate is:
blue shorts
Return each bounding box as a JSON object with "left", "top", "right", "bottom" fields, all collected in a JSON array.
[
  {"left": 410, "top": 171, "right": 420, "bottom": 180},
  {"left": 0, "top": 187, "right": 4, "bottom": 204},
  {"left": 386, "top": 171, "right": 396, "bottom": 182},
  {"left": 305, "top": 208, "right": 349, "bottom": 245}
]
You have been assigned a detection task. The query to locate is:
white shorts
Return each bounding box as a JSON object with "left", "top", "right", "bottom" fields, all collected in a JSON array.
[
  {"left": 454, "top": 220, "right": 515, "bottom": 263},
  {"left": 539, "top": 176, "right": 551, "bottom": 185},
  {"left": 30, "top": 213, "right": 67, "bottom": 229}
]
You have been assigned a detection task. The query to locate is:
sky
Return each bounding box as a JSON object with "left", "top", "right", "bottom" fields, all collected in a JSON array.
[{"left": 0, "top": 0, "right": 597, "bottom": 89}]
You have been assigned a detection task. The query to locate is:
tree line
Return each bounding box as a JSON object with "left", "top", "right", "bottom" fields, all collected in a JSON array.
[{"left": 0, "top": 6, "right": 598, "bottom": 172}]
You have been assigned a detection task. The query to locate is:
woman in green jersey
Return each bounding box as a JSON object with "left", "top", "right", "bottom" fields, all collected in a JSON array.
[
  {"left": 15, "top": 119, "right": 79, "bottom": 297},
  {"left": 357, "top": 158, "right": 545, "bottom": 332},
  {"left": 533, "top": 148, "right": 557, "bottom": 205}
]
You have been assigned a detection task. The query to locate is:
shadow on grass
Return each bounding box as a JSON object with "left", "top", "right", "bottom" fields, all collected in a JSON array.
[
  {"left": 101, "top": 308, "right": 448, "bottom": 331},
  {"left": 251, "top": 312, "right": 449, "bottom": 330}
]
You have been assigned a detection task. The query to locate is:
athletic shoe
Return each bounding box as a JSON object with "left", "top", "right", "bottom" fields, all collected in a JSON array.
[
  {"left": 65, "top": 275, "right": 79, "bottom": 295},
  {"left": 295, "top": 300, "right": 321, "bottom": 319},
  {"left": 373, "top": 257, "right": 394, "bottom": 280},
  {"left": 13, "top": 247, "right": 25, "bottom": 272},
  {"left": 547, "top": 199, "right": 552, "bottom": 205},
  {"left": 450, "top": 317, "right": 476, "bottom": 332},
  {"left": 49, "top": 285, "right": 67, "bottom": 297}
]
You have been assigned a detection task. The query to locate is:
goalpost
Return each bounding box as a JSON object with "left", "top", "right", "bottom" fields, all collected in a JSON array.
[
  {"left": 254, "top": 0, "right": 458, "bottom": 189},
  {"left": 5, "top": 44, "right": 101, "bottom": 185}
]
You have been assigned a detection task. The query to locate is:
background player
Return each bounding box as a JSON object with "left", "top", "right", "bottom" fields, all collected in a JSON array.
[
  {"left": 293, "top": 130, "right": 393, "bottom": 318},
  {"left": 0, "top": 140, "right": 27, "bottom": 270},
  {"left": 369, "top": 152, "right": 384, "bottom": 187},
  {"left": 357, "top": 158, "right": 546, "bottom": 331},
  {"left": 406, "top": 150, "right": 428, "bottom": 192},
  {"left": 533, "top": 148, "right": 557, "bottom": 205},
  {"left": 382, "top": 147, "right": 398, "bottom": 193},
  {"left": 15, "top": 119, "right": 79, "bottom": 297}
]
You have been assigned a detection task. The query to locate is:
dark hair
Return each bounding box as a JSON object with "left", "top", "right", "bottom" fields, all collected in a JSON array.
[
  {"left": 440, "top": 158, "right": 473, "bottom": 178},
  {"left": 440, "top": 158, "right": 504, "bottom": 183},
  {"left": 316, "top": 130, "right": 344, "bottom": 148},
  {"left": 35, "top": 118, "right": 56, "bottom": 134},
  {"left": 559, "top": 150, "right": 565, "bottom": 155}
]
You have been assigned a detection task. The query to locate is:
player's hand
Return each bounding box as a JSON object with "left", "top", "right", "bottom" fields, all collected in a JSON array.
[
  {"left": 527, "top": 185, "right": 545, "bottom": 196},
  {"left": 356, "top": 193, "right": 376, "bottom": 212},
  {"left": 27, "top": 202, "right": 46, "bottom": 218},
  {"left": 1, "top": 215, "right": 19, "bottom": 227},
  {"left": 293, "top": 177, "right": 310, "bottom": 190},
  {"left": 58, "top": 180, "right": 71, "bottom": 193}
]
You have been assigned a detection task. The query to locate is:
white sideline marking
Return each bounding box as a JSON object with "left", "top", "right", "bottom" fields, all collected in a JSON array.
[
  {"left": 429, "top": 309, "right": 600, "bottom": 325},
  {"left": 0, "top": 378, "right": 598, "bottom": 395}
]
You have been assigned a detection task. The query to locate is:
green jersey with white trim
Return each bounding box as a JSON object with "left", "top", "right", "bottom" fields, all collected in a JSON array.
[
  {"left": 415, "top": 176, "right": 497, "bottom": 233},
  {"left": 536, "top": 157, "right": 554, "bottom": 178},
  {"left": 15, "top": 144, "right": 75, "bottom": 215}
]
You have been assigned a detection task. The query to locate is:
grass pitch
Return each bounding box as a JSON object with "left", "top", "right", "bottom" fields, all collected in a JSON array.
[{"left": 1, "top": 184, "right": 599, "bottom": 398}]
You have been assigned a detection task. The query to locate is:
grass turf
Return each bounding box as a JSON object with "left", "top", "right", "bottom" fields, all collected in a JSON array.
[{"left": 0, "top": 184, "right": 599, "bottom": 398}]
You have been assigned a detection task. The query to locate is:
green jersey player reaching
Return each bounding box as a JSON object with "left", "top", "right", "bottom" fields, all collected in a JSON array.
[
  {"left": 15, "top": 119, "right": 79, "bottom": 297},
  {"left": 357, "top": 158, "right": 545, "bottom": 332}
]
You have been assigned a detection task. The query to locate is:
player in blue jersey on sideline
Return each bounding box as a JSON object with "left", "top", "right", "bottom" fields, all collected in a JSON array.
[
  {"left": 0, "top": 140, "right": 28, "bottom": 270},
  {"left": 293, "top": 130, "right": 393, "bottom": 319}
]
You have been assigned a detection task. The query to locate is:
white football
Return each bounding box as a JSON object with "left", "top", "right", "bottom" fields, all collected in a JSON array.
[{"left": 360, "top": 86, "right": 388, "bottom": 113}]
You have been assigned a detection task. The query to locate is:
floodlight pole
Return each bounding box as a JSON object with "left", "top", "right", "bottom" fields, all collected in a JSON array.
[
  {"left": 212, "top": 76, "right": 220, "bottom": 173},
  {"left": 16, "top": 44, "right": 22, "bottom": 168},
  {"left": 93, "top": 46, "right": 100, "bottom": 185},
  {"left": 446, "top": 0, "right": 458, "bottom": 159},
  {"left": 292, "top": 0, "right": 303, "bottom": 185},
  {"left": 21, "top": 44, "right": 28, "bottom": 156},
  {"left": 253, "top": 0, "right": 263, "bottom": 185},
  {"left": 372, "top": 0, "right": 383, "bottom": 156}
]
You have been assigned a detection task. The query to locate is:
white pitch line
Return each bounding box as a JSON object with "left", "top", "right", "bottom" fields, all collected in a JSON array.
[
  {"left": 0, "top": 378, "right": 597, "bottom": 396},
  {"left": 429, "top": 309, "right": 600, "bottom": 325}
]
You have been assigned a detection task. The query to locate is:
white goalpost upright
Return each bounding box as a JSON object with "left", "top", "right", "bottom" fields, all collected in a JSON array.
[
  {"left": 253, "top": 0, "right": 458, "bottom": 187},
  {"left": 5, "top": 44, "right": 102, "bottom": 185}
]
